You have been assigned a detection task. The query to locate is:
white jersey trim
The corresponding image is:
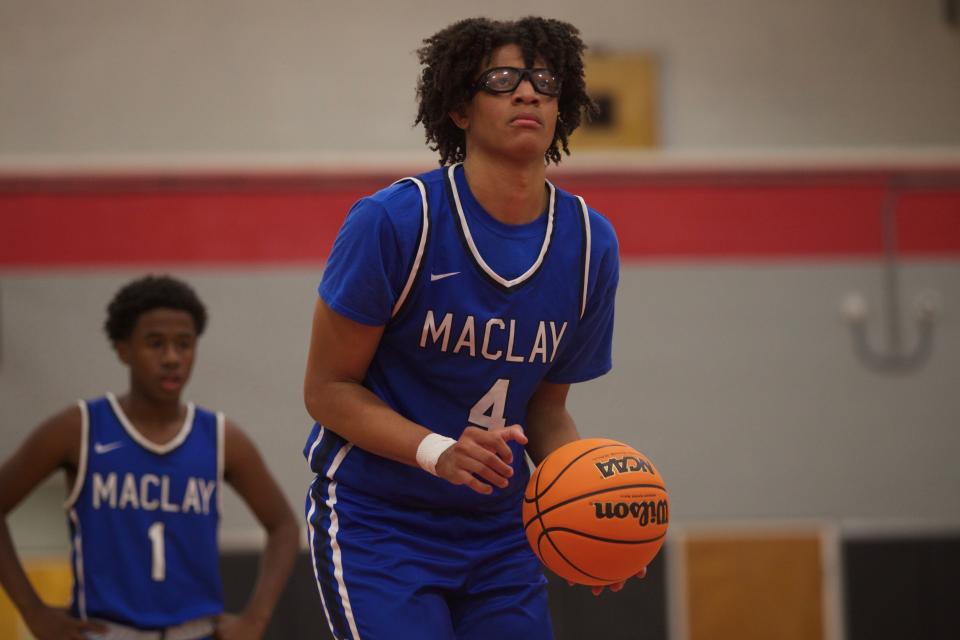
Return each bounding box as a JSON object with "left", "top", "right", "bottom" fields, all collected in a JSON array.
[
  {"left": 306, "top": 430, "right": 361, "bottom": 640},
  {"left": 324, "top": 444, "right": 361, "bottom": 640},
  {"left": 68, "top": 508, "right": 87, "bottom": 619},
  {"left": 446, "top": 163, "right": 556, "bottom": 289},
  {"left": 216, "top": 412, "right": 225, "bottom": 516},
  {"left": 63, "top": 400, "right": 89, "bottom": 509},
  {"left": 106, "top": 392, "right": 195, "bottom": 455},
  {"left": 305, "top": 429, "right": 337, "bottom": 636},
  {"left": 576, "top": 195, "right": 592, "bottom": 319},
  {"left": 390, "top": 176, "right": 429, "bottom": 318}
]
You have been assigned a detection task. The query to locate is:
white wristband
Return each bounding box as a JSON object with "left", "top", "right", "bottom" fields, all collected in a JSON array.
[{"left": 415, "top": 433, "right": 457, "bottom": 476}]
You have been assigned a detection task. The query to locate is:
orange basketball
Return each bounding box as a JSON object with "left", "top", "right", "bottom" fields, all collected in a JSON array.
[{"left": 522, "top": 438, "right": 669, "bottom": 586}]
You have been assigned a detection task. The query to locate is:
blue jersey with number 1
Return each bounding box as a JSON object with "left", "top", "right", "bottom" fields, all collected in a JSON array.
[
  {"left": 305, "top": 163, "right": 620, "bottom": 512},
  {"left": 66, "top": 393, "right": 223, "bottom": 628}
]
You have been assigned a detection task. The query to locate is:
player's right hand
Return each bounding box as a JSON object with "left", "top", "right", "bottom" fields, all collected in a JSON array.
[
  {"left": 24, "top": 605, "right": 107, "bottom": 640},
  {"left": 436, "top": 425, "right": 528, "bottom": 495},
  {"left": 567, "top": 566, "right": 648, "bottom": 596}
]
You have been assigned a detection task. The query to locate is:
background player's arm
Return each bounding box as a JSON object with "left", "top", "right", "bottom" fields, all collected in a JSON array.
[
  {"left": 0, "top": 407, "right": 107, "bottom": 640},
  {"left": 217, "top": 421, "right": 299, "bottom": 640},
  {"left": 524, "top": 381, "right": 581, "bottom": 465},
  {"left": 303, "top": 298, "right": 523, "bottom": 494}
]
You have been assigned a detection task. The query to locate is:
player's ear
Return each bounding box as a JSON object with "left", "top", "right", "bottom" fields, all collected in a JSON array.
[
  {"left": 449, "top": 106, "right": 469, "bottom": 131},
  {"left": 113, "top": 340, "right": 132, "bottom": 365}
]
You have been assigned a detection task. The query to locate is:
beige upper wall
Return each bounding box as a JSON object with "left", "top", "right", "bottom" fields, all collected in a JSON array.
[{"left": 1, "top": 0, "right": 959, "bottom": 160}]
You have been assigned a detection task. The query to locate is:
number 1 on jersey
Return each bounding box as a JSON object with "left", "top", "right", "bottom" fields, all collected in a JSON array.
[
  {"left": 147, "top": 521, "right": 166, "bottom": 582},
  {"left": 469, "top": 378, "right": 510, "bottom": 430}
]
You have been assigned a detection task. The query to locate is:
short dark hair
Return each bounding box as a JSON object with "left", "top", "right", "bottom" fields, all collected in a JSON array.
[
  {"left": 105, "top": 275, "right": 207, "bottom": 342},
  {"left": 414, "top": 16, "right": 597, "bottom": 166}
]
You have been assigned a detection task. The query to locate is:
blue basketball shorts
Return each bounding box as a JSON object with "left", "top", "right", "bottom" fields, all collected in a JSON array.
[{"left": 306, "top": 475, "right": 554, "bottom": 640}]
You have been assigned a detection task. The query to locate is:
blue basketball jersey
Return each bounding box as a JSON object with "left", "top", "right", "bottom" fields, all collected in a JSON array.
[
  {"left": 306, "top": 164, "right": 620, "bottom": 512},
  {"left": 66, "top": 393, "right": 223, "bottom": 628}
]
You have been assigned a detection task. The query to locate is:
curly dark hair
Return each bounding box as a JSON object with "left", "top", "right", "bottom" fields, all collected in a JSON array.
[
  {"left": 105, "top": 275, "right": 207, "bottom": 342},
  {"left": 414, "top": 16, "right": 597, "bottom": 166}
]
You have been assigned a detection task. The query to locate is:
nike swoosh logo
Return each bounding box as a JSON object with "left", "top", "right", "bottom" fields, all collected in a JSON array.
[
  {"left": 94, "top": 441, "right": 124, "bottom": 454},
  {"left": 430, "top": 271, "right": 461, "bottom": 282}
]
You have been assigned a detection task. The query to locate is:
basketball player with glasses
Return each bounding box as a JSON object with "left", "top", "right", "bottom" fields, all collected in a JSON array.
[
  {"left": 0, "top": 276, "right": 299, "bottom": 640},
  {"left": 303, "top": 17, "right": 642, "bottom": 640}
]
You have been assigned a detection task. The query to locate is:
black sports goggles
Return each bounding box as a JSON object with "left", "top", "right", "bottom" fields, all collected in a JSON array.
[{"left": 473, "top": 67, "right": 561, "bottom": 97}]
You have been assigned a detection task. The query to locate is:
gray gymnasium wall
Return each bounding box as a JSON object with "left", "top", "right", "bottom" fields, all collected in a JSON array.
[
  {"left": 1, "top": 0, "right": 959, "bottom": 161},
  {"left": 2, "top": 261, "right": 959, "bottom": 551}
]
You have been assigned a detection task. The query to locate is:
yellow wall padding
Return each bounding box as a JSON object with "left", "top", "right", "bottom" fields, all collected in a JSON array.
[
  {"left": 569, "top": 52, "right": 658, "bottom": 149},
  {"left": 0, "top": 558, "right": 72, "bottom": 639},
  {"left": 685, "top": 532, "right": 825, "bottom": 640}
]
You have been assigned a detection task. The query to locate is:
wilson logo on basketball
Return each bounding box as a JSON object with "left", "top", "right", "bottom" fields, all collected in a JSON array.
[
  {"left": 594, "top": 500, "right": 669, "bottom": 526},
  {"left": 594, "top": 455, "right": 655, "bottom": 479}
]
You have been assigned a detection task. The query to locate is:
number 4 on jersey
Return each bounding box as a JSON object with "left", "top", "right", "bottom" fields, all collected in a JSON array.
[{"left": 469, "top": 378, "right": 510, "bottom": 430}]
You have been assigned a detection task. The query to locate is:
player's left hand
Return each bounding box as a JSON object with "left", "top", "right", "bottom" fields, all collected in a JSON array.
[
  {"left": 215, "top": 612, "right": 267, "bottom": 640},
  {"left": 568, "top": 566, "right": 647, "bottom": 596}
]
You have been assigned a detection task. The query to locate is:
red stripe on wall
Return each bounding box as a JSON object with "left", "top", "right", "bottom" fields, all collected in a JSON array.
[
  {"left": 895, "top": 190, "right": 960, "bottom": 255},
  {"left": 574, "top": 184, "right": 885, "bottom": 259},
  {"left": 1, "top": 171, "right": 958, "bottom": 266},
  {"left": 1, "top": 191, "right": 358, "bottom": 266}
]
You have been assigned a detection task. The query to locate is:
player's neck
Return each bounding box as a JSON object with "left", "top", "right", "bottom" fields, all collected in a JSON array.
[
  {"left": 462, "top": 155, "right": 547, "bottom": 225},
  {"left": 117, "top": 389, "right": 187, "bottom": 438}
]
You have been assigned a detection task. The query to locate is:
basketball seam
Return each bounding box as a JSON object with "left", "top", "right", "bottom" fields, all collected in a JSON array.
[
  {"left": 538, "top": 527, "right": 668, "bottom": 545},
  {"left": 535, "top": 529, "right": 615, "bottom": 583}
]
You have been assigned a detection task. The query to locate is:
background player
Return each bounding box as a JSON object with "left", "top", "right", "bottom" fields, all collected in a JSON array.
[
  {"left": 303, "top": 16, "right": 640, "bottom": 640},
  {"left": 0, "top": 275, "right": 299, "bottom": 640}
]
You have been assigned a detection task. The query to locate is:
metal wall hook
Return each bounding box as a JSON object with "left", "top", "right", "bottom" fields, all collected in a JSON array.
[
  {"left": 840, "top": 183, "right": 942, "bottom": 374},
  {"left": 841, "top": 290, "right": 940, "bottom": 373}
]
